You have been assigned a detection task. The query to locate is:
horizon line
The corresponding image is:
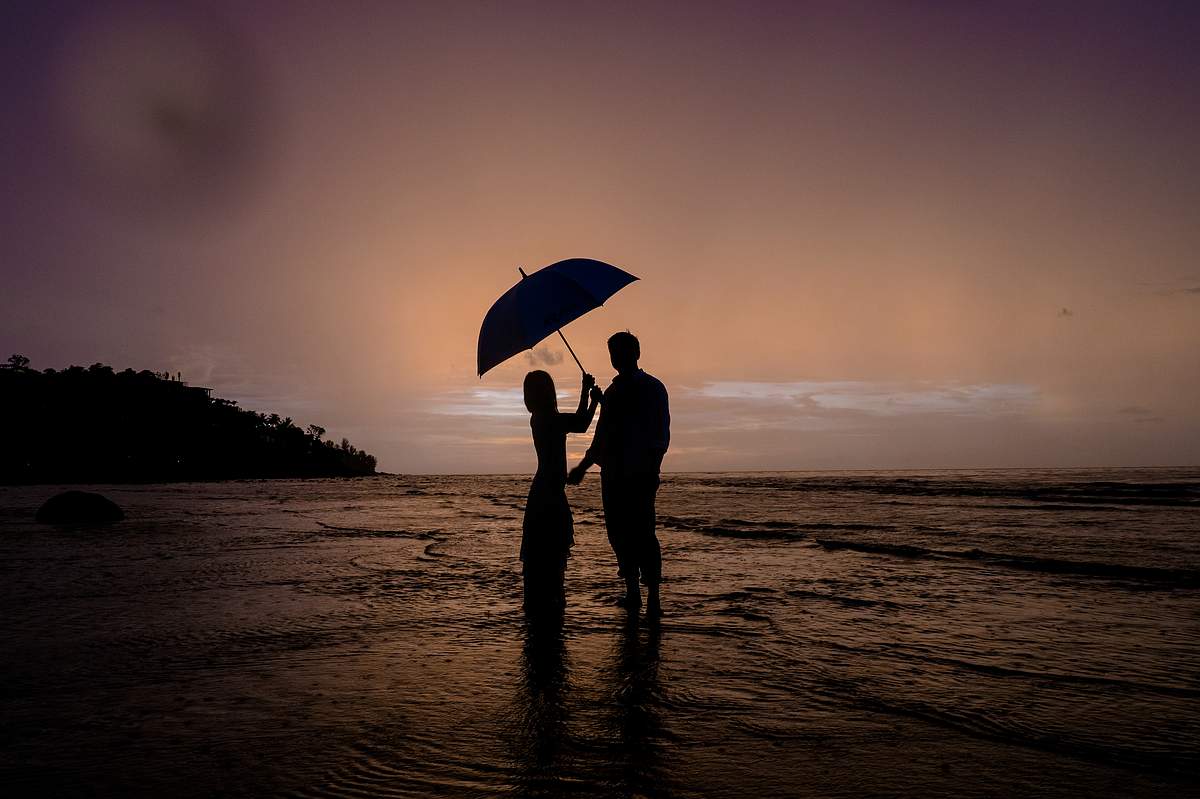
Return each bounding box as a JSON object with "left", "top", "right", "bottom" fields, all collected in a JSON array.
[{"left": 376, "top": 464, "right": 1199, "bottom": 477}]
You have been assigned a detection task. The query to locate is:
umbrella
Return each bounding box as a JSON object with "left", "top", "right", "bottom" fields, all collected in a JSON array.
[{"left": 477, "top": 258, "right": 639, "bottom": 377}]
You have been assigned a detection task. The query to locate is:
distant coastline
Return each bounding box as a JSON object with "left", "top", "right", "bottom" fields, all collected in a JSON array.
[{"left": 0, "top": 355, "right": 377, "bottom": 485}]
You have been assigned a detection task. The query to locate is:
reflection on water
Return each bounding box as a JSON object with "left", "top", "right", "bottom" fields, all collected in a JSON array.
[
  {"left": 610, "top": 614, "right": 664, "bottom": 799},
  {"left": 513, "top": 598, "right": 572, "bottom": 796},
  {"left": 512, "top": 601, "right": 667, "bottom": 799}
]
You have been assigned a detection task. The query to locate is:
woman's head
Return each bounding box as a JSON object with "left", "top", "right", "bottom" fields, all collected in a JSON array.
[{"left": 523, "top": 370, "right": 558, "bottom": 414}]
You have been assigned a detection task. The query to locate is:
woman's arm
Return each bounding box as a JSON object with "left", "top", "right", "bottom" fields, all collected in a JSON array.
[
  {"left": 562, "top": 373, "right": 599, "bottom": 433},
  {"left": 577, "top": 373, "right": 594, "bottom": 414},
  {"left": 568, "top": 383, "right": 607, "bottom": 484},
  {"left": 563, "top": 394, "right": 599, "bottom": 433}
]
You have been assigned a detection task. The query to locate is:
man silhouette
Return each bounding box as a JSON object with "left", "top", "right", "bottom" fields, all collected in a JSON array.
[{"left": 568, "top": 331, "right": 670, "bottom": 613}]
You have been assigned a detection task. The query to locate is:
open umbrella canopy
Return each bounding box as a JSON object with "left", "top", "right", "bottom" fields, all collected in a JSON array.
[{"left": 477, "top": 258, "right": 638, "bottom": 377}]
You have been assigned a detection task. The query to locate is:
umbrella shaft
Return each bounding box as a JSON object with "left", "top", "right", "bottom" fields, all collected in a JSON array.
[{"left": 556, "top": 329, "right": 585, "bottom": 374}]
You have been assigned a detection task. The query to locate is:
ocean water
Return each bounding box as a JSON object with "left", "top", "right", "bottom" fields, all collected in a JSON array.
[{"left": 1, "top": 469, "right": 1198, "bottom": 798}]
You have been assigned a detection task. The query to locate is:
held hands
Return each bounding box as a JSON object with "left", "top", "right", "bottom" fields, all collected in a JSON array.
[
  {"left": 566, "top": 464, "right": 588, "bottom": 485},
  {"left": 589, "top": 385, "right": 603, "bottom": 404},
  {"left": 581, "top": 373, "right": 595, "bottom": 391}
]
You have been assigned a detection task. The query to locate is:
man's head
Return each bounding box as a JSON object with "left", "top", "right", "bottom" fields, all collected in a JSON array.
[{"left": 607, "top": 331, "right": 640, "bottom": 374}]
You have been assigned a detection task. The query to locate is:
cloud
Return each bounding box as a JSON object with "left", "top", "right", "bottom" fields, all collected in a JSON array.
[
  {"left": 369, "top": 376, "right": 1195, "bottom": 473},
  {"left": 434, "top": 388, "right": 528, "bottom": 418},
  {"left": 432, "top": 386, "right": 575, "bottom": 418},
  {"left": 525, "top": 346, "right": 564, "bottom": 367},
  {"left": 690, "top": 380, "right": 1037, "bottom": 418},
  {"left": 1140, "top": 280, "right": 1200, "bottom": 296},
  {"left": 1117, "top": 405, "right": 1163, "bottom": 423}
]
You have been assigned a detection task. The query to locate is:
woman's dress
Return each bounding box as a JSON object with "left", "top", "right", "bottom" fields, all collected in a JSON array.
[
  {"left": 522, "top": 413, "right": 575, "bottom": 570},
  {"left": 521, "top": 409, "right": 592, "bottom": 572}
]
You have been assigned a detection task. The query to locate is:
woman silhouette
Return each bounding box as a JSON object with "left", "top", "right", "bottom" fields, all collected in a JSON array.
[{"left": 521, "top": 370, "right": 602, "bottom": 610}]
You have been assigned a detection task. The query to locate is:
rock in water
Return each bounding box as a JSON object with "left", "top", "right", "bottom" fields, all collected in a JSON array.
[{"left": 36, "top": 491, "right": 125, "bottom": 524}]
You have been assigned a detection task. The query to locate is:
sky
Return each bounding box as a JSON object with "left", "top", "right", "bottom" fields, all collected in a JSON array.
[{"left": 3, "top": 1, "right": 1198, "bottom": 473}]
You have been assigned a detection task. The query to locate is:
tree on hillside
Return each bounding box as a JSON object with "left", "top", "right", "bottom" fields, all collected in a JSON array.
[{"left": 0, "top": 357, "right": 379, "bottom": 484}]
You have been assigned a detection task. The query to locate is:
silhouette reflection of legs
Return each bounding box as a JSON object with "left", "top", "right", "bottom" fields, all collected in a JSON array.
[
  {"left": 611, "top": 613, "right": 665, "bottom": 797},
  {"left": 511, "top": 576, "right": 571, "bottom": 797},
  {"left": 522, "top": 560, "right": 566, "bottom": 612}
]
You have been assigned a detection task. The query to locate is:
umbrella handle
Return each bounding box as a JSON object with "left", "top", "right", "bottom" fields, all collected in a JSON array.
[{"left": 556, "top": 329, "right": 586, "bottom": 374}]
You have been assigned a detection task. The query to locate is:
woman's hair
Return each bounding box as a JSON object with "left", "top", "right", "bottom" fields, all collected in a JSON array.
[{"left": 523, "top": 370, "right": 558, "bottom": 414}]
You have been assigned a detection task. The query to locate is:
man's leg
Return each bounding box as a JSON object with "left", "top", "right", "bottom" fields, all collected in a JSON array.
[
  {"left": 636, "top": 473, "right": 662, "bottom": 613},
  {"left": 601, "top": 471, "right": 640, "bottom": 606}
]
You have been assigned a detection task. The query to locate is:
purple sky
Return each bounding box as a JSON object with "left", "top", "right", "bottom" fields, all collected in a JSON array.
[{"left": 3, "top": 1, "right": 1199, "bottom": 472}]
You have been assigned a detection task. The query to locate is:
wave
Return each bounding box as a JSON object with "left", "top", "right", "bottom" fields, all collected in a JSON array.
[
  {"left": 686, "top": 474, "right": 1200, "bottom": 507},
  {"left": 815, "top": 539, "right": 1200, "bottom": 587},
  {"left": 314, "top": 521, "right": 439, "bottom": 539},
  {"left": 910, "top": 652, "right": 1200, "bottom": 700},
  {"left": 786, "top": 589, "right": 904, "bottom": 609},
  {"left": 814, "top": 539, "right": 931, "bottom": 558},
  {"left": 809, "top": 674, "right": 1200, "bottom": 776},
  {"left": 660, "top": 514, "right": 901, "bottom": 540}
]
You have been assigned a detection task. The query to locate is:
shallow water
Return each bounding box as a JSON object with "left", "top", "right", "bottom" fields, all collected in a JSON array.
[{"left": 1, "top": 470, "right": 1198, "bottom": 797}]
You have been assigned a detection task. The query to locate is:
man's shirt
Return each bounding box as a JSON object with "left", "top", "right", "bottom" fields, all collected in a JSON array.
[{"left": 586, "top": 369, "right": 670, "bottom": 476}]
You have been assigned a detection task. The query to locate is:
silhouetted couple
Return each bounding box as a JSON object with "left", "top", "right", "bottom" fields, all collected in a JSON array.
[{"left": 521, "top": 332, "right": 670, "bottom": 615}]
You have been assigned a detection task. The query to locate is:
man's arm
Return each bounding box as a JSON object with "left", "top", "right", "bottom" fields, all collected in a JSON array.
[
  {"left": 648, "top": 380, "right": 669, "bottom": 474},
  {"left": 655, "top": 381, "right": 670, "bottom": 454},
  {"left": 649, "top": 389, "right": 667, "bottom": 474},
  {"left": 567, "top": 454, "right": 594, "bottom": 485}
]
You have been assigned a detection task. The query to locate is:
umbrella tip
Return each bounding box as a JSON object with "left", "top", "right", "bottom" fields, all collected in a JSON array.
[{"left": 518, "top": 267, "right": 528, "bottom": 278}]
